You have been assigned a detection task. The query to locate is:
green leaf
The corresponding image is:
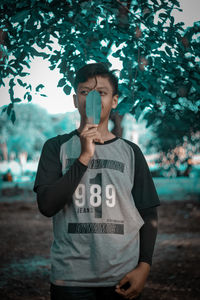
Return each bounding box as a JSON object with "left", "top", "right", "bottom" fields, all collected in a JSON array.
[
  {"left": 7, "top": 103, "right": 13, "bottom": 116},
  {"left": 1, "top": 106, "right": 7, "bottom": 114},
  {"left": 27, "top": 94, "right": 32, "bottom": 102},
  {"left": 17, "top": 79, "right": 27, "bottom": 87},
  {"left": 165, "top": 46, "right": 172, "bottom": 56},
  {"left": 49, "top": 65, "right": 56, "bottom": 70},
  {"left": 134, "top": 105, "right": 142, "bottom": 121},
  {"left": 20, "top": 72, "right": 30, "bottom": 77},
  {"left": 171, "top": 0, "right": 180, "bottom": 7},
  {"left": 26, "top": 84, "right": 32, "bottom": 91},
  {"left": 151, "top": 0, "right": 159, "bottom": 5},
  {"left": 193, "top": 72, "right": 200, "bottom": 80},
  {"left": 30, "top": 47, "right": 49, "bottom": 59},
  {"left": 57, "top": 78, "right": 66, "bottom": 87},
  {"left": 20, "top": 61, "right": 31, "bottom": 69},
  {"left": 24, "top": 92, "right": 29, "bottom": 100},
  {"left": 12, "top": 98, "right": 22, "bottom": 103},
  {"left": 26, "top": 16, "right": 35, "bottom": 30},
  {"left": 10, "top": 10, "right": 30, "bottom": 23},
  {"left": 11, "top": 110, "right": 16, "bottom": 124},
  {"left": 191, "top": 80, "right": 200, "bottom": 93},
  {"left": 159, "top": 13, "right": 168, "bottom": 19},
  {"left": 36, "top": 84, "right": 45, "bottom": 92},
  {"left": 86, "top": 90, "right": 102, "bottom": 124},
  {"left": 63, "top": 85, "right": 72, "bottom": 95},
  {"left": 115, "top": 97, "right": 133, "bottom": 115},
  {"left": 40, "top": 94, "right": 47, "bottom": 97},
  {"left": 9, "top": 78, "right": 15, "bottom": 88}
]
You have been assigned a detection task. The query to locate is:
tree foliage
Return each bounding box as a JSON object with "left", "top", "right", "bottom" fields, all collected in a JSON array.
[
  {"left": 0, "top": 0, "right": 200, "bottom": 154},
  {"left": 0, "top": 103, "right": 80, "bottom": 160},
  {"left": 0, "top": 103, "right": 53, "bottom": 159}
]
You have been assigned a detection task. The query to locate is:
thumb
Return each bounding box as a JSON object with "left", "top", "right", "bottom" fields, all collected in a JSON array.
[{"left": 116, "top": 275, "right": 129, "bottom": 289}]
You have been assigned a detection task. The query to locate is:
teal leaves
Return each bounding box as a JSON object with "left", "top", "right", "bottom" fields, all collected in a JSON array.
[
  {"left": 86, "top": 90, "right": 101, "bottom": 124},
  {"left": 63, "top": 85, "right": 72, "bottom": 95},
  {"left": 10, "top": 9, "right": 30, "bottom": 23},
  {"left": 0, "top": 0, "right": 199, "bottom": 133},
  {"left": 57, "top": 78, "right": 66, "bottom": 88},
  {"left": 36, "top": 84, "right": 45, "bottom": 92}
]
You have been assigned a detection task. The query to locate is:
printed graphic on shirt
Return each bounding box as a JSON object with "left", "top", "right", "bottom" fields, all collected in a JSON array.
[
  {"left": 74, "top": 173, "right": 116, "bottom": 217},
  {"left": 68, "top": 222, "right": 124, "bottom": 234},
  {"left": 64, "top": 158, "right": 125, "bottom": 173},
  {"left": 69, "top": 169, "right": 125, "bottom": 234}
]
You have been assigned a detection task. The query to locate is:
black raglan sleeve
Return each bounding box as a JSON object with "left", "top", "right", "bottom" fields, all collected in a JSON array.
[
  {"left": 33, "top": 136, "right": 87, "bottom": 217},
  {"left": 129, "top": 142, "right": 160, "bottom": 266},
  {"left": 131, "top": 143, "right": 160, "bottom": 210}
]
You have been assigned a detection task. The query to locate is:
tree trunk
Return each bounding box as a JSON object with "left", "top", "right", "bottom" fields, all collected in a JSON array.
[
  {"left": 110, "top": 111, "right": 124, "bottom": 137},
  {"left": 0, "top": 142, "right": 8, "bottom": 161}
]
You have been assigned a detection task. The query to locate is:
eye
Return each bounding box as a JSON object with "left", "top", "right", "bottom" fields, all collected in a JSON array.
[
  {"left": 99, "top": 91, "right": 107, "bottom": 96},
  {"left": 80, "top": 90, "right": 89, "bottom": 96}
]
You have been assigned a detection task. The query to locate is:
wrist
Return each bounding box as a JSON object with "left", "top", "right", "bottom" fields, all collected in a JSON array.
[
  {"left": 78, "top": 153, "right": 92, "bottom": 166},
  {"left": 137, "top": 262, "right": 151, "bottom": 272}
]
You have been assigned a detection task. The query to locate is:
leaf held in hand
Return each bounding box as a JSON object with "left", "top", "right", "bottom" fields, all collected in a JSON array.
[{"left": 86, "top": 90, "right": 101, "bottom": 124}]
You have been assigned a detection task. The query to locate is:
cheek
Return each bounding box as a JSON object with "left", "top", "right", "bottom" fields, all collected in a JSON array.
[
  {"left": 77, "top": 97, "right": 86, "bottom": 109},
  {"left": 101, "top": 97, "right": 113, "bottom": 110}
]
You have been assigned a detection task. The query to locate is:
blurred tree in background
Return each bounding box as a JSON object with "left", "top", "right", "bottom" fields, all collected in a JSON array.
[
  {"left": 0, "top": 0, "right": 200, "bottom": 164},
  {"left": 0, "top": 103, "right": 79, "bottom": 161}
]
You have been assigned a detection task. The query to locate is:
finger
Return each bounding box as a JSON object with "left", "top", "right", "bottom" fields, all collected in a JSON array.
[
  {"left": 83, "top": 131, "right": 104, "bottom": 141},
  {"left": 82, "top": 124, "right": 98, "bottom": 131},
  {"left": 115, "top": 288, "right": 126, "bottom": 296},
  {"left": 81, "top": 131, "right": 98, "bottom": 138},
  {"left": 116, "top": 275, "right": 129, "bottom": 289},
  {"left": 122, "top": 287, "right": 138, "bottom": 298},
  {"left": 94, "top": 136, "right": 104, "bottom": 143},
  {"left": 80, "top": 130, "right": 99, "bottom": 139},
  {"left": 82, "top": 132, "right": 103, "bottom": 140},
  {"left": 81, "top": 128, "right": 98, "bottom": 136},
  {"left": 129, "top": 293, "right": 140, "bottom": 299}
]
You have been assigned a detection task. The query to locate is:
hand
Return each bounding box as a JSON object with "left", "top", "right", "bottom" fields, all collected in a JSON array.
[
  {"left": 115, "top": 262, "right": 150, "bottom": 299},
  {"left": 78, "top": 124, "right": 104, "bottom": 165}
]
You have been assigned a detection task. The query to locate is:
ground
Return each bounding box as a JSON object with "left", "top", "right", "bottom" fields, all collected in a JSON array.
[{"left": 0, "top": 188, "right": 199, "bottom": 300}]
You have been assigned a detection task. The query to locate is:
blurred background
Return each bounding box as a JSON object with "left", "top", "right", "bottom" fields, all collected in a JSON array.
[{"left": 0, "top": 0, "right": 200, "bottom": 202}]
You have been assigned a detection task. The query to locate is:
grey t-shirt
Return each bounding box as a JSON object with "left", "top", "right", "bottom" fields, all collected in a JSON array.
[{"left": 34, "top": 130, "right": 160, "bottom": 287}]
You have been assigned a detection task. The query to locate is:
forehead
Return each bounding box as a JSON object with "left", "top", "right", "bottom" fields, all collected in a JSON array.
[{"left": 77, "top": 76, "right": 113, "bottom": 91}]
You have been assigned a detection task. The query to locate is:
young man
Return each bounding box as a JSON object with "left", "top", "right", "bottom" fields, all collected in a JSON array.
[{"left": 33, "top": 63, "right": 160, "bottom": 300}]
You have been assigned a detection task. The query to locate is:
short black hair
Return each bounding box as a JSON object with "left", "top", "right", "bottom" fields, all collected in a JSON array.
[{"left": 74, "top": 62, "right": 118, "bottom": 95}]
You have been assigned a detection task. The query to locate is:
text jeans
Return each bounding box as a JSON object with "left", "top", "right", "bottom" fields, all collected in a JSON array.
[{"left": 50, "top": 283, "right": 142, "bottom": 300}]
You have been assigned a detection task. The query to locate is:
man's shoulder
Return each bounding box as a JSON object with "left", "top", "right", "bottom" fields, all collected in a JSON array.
[
  {"left": 43, "top": 130, "right": 78, "bottom": 149},
  {"left": 119, "top": 137, "right": 143, "bottom": 154}
]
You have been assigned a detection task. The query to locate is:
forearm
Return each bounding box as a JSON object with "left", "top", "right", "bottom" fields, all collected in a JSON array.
[
  {"left": 138, "top": 206, "right": 158, "bottom": 266},
  {"left": 36, "top": 159, "right": 87, "bottom": 217}
]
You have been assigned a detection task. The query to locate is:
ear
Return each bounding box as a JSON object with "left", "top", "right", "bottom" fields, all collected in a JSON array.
[
  {"left": 73, "top": 94, "right": 78, "bottom": 108},
  {"left": 112, "top": 94, "right": 118, "bottom": 109}
]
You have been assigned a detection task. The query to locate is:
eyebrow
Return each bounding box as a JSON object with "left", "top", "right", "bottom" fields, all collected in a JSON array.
[
  {"left": 96, "top": 87, "right": 109, "bottom": 91},
  {"left": 79, "top": 86, "right": 109, "bottom": 91},
  {"left": 79, "top": 86, "right": 91, "bottom": 90}
]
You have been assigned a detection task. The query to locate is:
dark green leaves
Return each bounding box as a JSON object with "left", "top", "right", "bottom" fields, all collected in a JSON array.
[
  {"left": 57, "top": 78, "right": 66, "bottom": 87},
  {"left": 12, "top": 98, "right": 22, "bottom": 103},
  {"left": 0, "top": 0, "right": 198, "bottom": 136},
  {"left": 10, "top": 10, "right": 30, "bottom": 23},
  {"left": 29, "top": 47, "right": 49, "bottom": 59},
  {"left": 17, "top": 79, "right": 27, "bottom": 87},
  {"left": 63, "top": 85, "right": 72, "bottom": 95},
  {"left": 36, "top": 84, "right": 45, "bottom": 92},
  {"left": 27, "top": 94, "right": 32, "bottom": 102}
]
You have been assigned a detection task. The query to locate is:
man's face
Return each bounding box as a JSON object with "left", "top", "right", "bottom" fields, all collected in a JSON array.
[{"left": 73, "top": 76, "right": 118, "bottom": 123}]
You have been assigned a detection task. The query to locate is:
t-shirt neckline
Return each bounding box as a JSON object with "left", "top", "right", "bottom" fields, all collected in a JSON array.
[{"left": 75, "top": 129, "right": 119, "bottom": 145}]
